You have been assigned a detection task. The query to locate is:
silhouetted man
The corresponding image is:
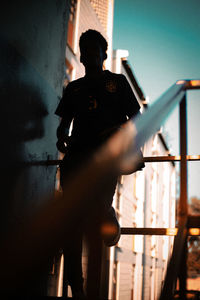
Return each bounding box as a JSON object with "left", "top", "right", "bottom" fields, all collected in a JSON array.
[{"left": 55, "top": 29, "right": 144, "bottom": 299}]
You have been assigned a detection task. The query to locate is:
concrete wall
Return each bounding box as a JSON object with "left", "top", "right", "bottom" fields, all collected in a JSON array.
[{"left": 0, "top": 0, "right": 68, "bottom": 295}]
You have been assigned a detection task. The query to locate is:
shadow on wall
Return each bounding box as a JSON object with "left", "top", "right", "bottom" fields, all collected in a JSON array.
[
  {"left": 0, "top": 37, "right": 48, "bottom": 236},
  {"left": 0, "top": 1, "right": 68, "bottom": 295}
]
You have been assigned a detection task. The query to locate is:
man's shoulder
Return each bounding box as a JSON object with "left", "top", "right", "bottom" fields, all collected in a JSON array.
[
  {"left": 104, "top": 70, "right": 126, "bottom": 81},
  {"left": 66, "top": 77, "right": 85, "bottom": 92}
]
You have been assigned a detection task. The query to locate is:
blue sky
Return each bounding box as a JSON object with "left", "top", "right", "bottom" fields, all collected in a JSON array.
[{"left": 113, "top": 0, "right": 200, "bottom": 198}]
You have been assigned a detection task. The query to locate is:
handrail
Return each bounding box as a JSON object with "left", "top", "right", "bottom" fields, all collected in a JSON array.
[
  {"left": 132, "top": 82, "right": 185, "bottom": 148},
  {"left": 22, "top": 154, "right": 200, "bottom": 166}
]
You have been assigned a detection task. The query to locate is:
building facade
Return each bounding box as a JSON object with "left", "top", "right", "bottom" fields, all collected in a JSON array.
[
  {"left": 63, "top": 0, "right": 114, "bottom": 87},
  {"left": 109, "top": 52, "right": 176, "bottom": 300}
]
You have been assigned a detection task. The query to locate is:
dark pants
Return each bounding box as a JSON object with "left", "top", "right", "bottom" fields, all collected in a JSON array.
[{"left": 60, "top": 146, "right": 118, "bottom": 295}]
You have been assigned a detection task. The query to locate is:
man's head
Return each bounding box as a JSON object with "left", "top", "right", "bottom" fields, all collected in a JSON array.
[{"left": 79, "top": 29, "right": 108, "bottom": 70}]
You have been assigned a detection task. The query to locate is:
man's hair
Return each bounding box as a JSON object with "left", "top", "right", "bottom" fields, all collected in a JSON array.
[{"left": 79, "top": 29, "right": 108, "bottom": 53}]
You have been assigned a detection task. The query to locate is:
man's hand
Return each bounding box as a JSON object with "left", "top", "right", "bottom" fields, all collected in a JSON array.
[{"left": 56, "top": 136, "right": 69, "bottom": 153}]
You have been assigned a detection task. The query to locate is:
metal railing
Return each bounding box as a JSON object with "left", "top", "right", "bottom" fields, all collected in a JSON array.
[
  {"left": 118, "top": 79, "right": 200, "bottom": 300},
  {"left": 119, "top": 79, "right": 200, "bottom": 300}
]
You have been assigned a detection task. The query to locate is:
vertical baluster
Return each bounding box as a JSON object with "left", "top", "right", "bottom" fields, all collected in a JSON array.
[
  {"left": 159, "top": 93, "right": 188, "bottom": 300},
  {"left": 178, "top": 94, "right": 188, "bottom": 299}
]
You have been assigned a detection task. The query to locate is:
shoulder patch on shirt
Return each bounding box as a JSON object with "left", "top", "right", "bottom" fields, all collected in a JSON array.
[{"left": 105, "top": 80, "right": 117, "bottom": 93}]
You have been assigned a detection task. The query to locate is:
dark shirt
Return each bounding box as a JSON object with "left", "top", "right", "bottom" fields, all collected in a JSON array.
[{"left": 55, "top": 70, "right": 140, "bottom": 147}]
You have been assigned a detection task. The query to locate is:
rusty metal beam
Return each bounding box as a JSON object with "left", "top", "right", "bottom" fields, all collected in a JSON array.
[
  {"left": 143, "top": 155, "right": 200, "bottom": 162},
  {"left": 121, "top": 227, "right": 200, "bottom": 236},
  {"left": 121, "top": 227, "right": 177, "bottom": 235},
  {"left": 22, "top": 154, "right": 200, "bottom": 167}
]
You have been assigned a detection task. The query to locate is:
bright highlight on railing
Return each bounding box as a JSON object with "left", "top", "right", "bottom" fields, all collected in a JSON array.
[
  {"left": 190, "top": 155, "right": 200, "bottom": 160},
  {"left": 188, "top": 80, "right": 200, "bottom": 88},
  {"left": 176, "top": 80, "right": 186, "bottom": 85},
  {"left": 166, "top": 228, "right": 200, "bottom": 236},
  {"left": 166, "top": 228, "right": 178, "bottom": 236},
  {"left": 189, "top": 228, "right": 200, "bottom": 236},
  {"left": 176, "top": 79, "right": 200, "bottom": 89}
]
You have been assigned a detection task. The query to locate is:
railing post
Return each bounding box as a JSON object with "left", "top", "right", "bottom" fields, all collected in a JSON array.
[
  {"left": 178, "top": 94, "right": 188, "bottom": 299},
  {"left": 159, "top": 93, "right": 189, "bottom": 300},
  {"left": 179, "top": 94, "right": 188, "bottom": 218}
]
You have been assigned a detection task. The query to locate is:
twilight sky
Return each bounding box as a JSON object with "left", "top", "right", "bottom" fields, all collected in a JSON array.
[{"left": 113, "top": 0, "right": 200, "bottom": 198}]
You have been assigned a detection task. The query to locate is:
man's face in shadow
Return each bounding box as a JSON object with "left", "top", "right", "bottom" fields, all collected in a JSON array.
[{"left": 80, "top": 40, "right": 105, "bottom": 70}]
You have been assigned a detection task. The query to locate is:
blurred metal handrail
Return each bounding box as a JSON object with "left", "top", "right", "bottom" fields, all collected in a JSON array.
[{"left": 23, "top": 154, "right": 200, "bottom": 166}]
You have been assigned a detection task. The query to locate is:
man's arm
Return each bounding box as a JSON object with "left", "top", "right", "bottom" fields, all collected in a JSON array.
[
  {"left": 56, "top": 117, "right": 72, "bottom": 153},
  {"left": 55, "top": 85, "right": 74, "bottom": 153},
  {"left": 121, "top": 75, "right": 145, "bottom": 172},
  {"left": 56, "top": 117, "right": 71, "bottom": 139},
  {"left": 121, "top": 75, "right": 141, "bottom": 119}
]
